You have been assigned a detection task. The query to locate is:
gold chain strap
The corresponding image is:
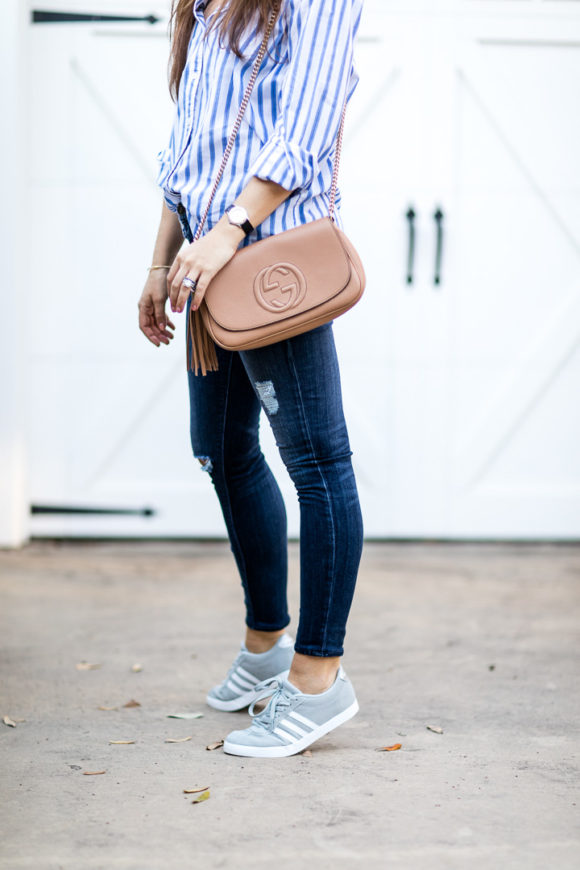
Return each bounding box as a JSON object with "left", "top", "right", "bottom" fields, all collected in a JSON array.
[{"left": 193, "top": 2, "right": 346, "bottom": 241}]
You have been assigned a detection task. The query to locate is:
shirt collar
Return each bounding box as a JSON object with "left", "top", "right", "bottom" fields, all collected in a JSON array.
[
  {"left": 193, "top": 0, "right": 207, "bottom": 25},
  {"left": 194, "top": 0, "right": 228, "bottom": 26}
]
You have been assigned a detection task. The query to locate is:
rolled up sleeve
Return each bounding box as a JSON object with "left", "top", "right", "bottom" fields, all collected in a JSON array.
[{"left": 248, "top": 0, "right": 362, "bottom": 191}]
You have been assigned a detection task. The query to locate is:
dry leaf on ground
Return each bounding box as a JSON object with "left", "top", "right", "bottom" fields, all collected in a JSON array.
[
  {"left": 206, "top": 740, "right": 224, "bottom": 751},
  {"left": 166, "top": 713, "right": 203, "bottom": 720},
  {"left": 376, "top": 743, "right": 402, "bottom": 752},
  {"left": 97, "top": 706, "right": 119, "bottom": 711},
  {"left": 76, "top": 662, "right": 102, "bottom": 671},
  {"left": 165, "top": 736, "right": 192, "bottom": 743},
  {"left": 187, "top": 787, "right": 210, "bottom": 804},
  {"left": 123, "top": 699, "right": 141, "bottom": 708},
  {"left": 301, "top": 749, "right": 313, "bottom": 757},
  {"left": 3, "top": 716, "right": 17, "bottom": 728},
  {"left": 83, "top": 770, "right": 106, "bottom": 775},
  {"left": 131, "top": 664, "right": 143, "bottom": 673},
  {"left": 109, "top": 740, "right": 136, "bottom": 745},
  {"left": 426, "top": 725, "right": 444, "bottom": 734}
]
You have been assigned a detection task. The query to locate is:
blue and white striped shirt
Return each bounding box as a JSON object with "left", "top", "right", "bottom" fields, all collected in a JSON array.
[{"left": 155, "top": 0, "right": 363, "bottom": 244}]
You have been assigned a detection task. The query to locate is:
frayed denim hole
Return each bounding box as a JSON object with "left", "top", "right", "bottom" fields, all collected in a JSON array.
[{"left": 254, "top": 380, "right": 279, "bottom": 416}]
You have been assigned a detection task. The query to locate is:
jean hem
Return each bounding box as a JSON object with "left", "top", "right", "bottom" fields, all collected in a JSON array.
[
  {"left": 245, "top": 618, "right": 292, "bottom": 633},
  {"left": 293, "top": 644, "right": 344, "bottom": 658}
]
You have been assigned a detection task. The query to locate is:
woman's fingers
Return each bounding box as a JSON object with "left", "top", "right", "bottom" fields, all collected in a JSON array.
[
  {"left": 176, "top": 276, "right": 195, "bottom": 313},
  {"left": 169, "top": 264, "right": 197, "bottom": 313},
  {"left": 175, "top": 274, "right": 202, "bottom": 313},
  {"left": 138, "top": 293, "right": 175, "bottom": 346},
  {"left": 169, "top": 262, "right": 191, "bottom": 311},
  {"left": 168, "top": 229, "right": 239, "bottom": 313},
  {"left": 153, "top": 296, "right": 169, "bottom": 331},
  {"left": 176, "top": 270, "right": 215, "bottom": 313},
  {"left": 167, "top": 256, "right": 184, "bottom": 309},
  {"left": 188, "top": 276, "right": 209, "bottom": 312},
  {"left": 139, "top": 303, "right": 161, "bottom": 346},
  {"left": 157, "top": 322, "right": 175, "bottom": 343}
]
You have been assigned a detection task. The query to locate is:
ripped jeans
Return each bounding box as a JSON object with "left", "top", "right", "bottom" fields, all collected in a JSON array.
[{"left": 187, "top": 315, "right": 364, "bottom": 657}]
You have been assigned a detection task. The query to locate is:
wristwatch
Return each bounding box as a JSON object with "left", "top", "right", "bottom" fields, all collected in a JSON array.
[{"left": 225, "top": 204, "right": 254, "bottom": 236}]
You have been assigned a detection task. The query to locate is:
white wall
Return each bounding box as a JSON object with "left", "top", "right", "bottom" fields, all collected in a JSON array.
[{"left": 0, "top": 0, "right": 27, "bottom": 547}]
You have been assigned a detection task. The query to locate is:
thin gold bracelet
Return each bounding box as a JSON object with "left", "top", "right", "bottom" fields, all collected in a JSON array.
[{"left": 147, "top": 264, "right": 171, "bottom": 272}]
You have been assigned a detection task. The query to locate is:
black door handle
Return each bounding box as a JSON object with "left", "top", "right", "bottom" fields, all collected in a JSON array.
[
  {"left": 405, "top": 206, "right": 416, "bottom": 285},
  {"left": 31, "top": 10, "right": 160, "bottom": 24},
  {"left": 434, "top": 207, "right": 444, "bottom": 287}
]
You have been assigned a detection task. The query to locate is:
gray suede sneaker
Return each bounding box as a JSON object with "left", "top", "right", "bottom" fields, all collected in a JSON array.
[
  {"left": 206, "top": 634, "right": 294, "bottom": 712},
  {"left": 223, "top": 666, "right": 359, "bottom": 757}
]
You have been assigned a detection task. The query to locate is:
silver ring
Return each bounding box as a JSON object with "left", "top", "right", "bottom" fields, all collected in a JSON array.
[{"left": 181, "top": 276, "right": 197, "bottom": 292}]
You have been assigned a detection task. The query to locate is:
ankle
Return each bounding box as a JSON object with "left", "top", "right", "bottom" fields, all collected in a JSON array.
[
  {"left": 245, "top": 627, "right": 286, "bottom": 654},
  {"left": 288, "top": 653, "right": 340, "bottom": 694}
]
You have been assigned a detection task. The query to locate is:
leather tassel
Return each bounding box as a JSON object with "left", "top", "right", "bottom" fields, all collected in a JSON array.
[{"left": 188, "top": 305, "right": 219, "bottom": 375}]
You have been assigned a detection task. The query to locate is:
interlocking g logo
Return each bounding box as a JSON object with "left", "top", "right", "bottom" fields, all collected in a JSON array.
[{"left": 254, "top": 263, "right": 307, "bottom": 313}]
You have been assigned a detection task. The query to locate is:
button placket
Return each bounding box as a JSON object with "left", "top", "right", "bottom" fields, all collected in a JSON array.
[
  {"left": 164, "top": 14, "right": 212, "bottom": 193},
  {"left": 185, "top": 59, "right": 201, "bottom": 131},
  {"left": 165, "top": 57, "right": 203, "bottom": 190}
]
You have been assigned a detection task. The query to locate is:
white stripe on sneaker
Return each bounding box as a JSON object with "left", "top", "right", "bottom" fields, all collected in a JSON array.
[
  {"left": 226, "top": 679, "right": 244, "bottom": 693},
  {"left": 226, "top": 678, "right": 256, "bottom": 694},
  {"left": 288, "top": 710, "right": 318, "bottom": 730},
  {"left": 236, "top": 666, "right": 258, "bottom": 682},
  {"left": 278, "top": 719, "right": 308, "bottom": 738},
  {"left": 273, "top": 727, "right": 298, "bottom": 743},
  {"left": 230, "top": 672, "right": 256, "bottom": 690}
]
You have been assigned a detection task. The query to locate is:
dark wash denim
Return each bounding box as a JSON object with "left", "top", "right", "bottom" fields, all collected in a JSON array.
[{"left": 187, "top": 306, "right": 364, "bottom": 657}]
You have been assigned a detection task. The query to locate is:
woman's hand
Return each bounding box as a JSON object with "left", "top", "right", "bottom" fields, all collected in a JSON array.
[
  {"left": 138, "top": 272, "right": 176, "bottom": 347},
  {"left": 167, "top": 222, "right": 244, "bottom": 315}
]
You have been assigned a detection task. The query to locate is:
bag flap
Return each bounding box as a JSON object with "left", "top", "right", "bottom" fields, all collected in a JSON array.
[{"left": 203, "top": 218, "right": 351, "bottom": 331}]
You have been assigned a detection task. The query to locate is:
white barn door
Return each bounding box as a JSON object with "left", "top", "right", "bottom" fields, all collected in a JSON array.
[
  {"left": 336, "top": 4, "right": 453, "bottom": 536},
  {"left": 339, "top": 1, "right": 580, "bottom": 538},
  {"left": 26, "top": 2, "right": 229, "bottom": 537},
  {"left": 444, "top": 9, "right": 580, "bottom": 536}
]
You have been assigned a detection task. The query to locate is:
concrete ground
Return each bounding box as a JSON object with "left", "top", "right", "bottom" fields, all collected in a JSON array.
[{"left": 0, "top": 540, "right": 578, "bottom": 870}]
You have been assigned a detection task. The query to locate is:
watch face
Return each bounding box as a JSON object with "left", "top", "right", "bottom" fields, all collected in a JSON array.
[{"left": 228, "top": 205, "right": 247, "bottom": 225}]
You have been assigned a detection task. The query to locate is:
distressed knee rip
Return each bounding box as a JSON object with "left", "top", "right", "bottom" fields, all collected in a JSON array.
[
  {"left": 255, "top": 380, "right": 279, "bottom": 416},
  {"left": 196, "top": 455, "right": 213, "bottom": 473}
]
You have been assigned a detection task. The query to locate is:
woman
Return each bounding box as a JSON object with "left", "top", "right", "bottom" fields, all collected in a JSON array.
[{"left": 138, "top": 0, "right": 364, "bottom": 758}]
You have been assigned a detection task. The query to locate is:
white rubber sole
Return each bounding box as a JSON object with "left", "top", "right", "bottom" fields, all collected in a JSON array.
[
  {"left": 222, "top": 698, "right": 359, "bottom": 757},
  {"left": 206, "top": 669, "right": 290, "bottom": 712}
]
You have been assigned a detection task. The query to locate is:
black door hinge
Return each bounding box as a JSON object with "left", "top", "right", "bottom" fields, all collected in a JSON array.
[{"left": 31, "top": 10, "right": 160, "bottom": 24}]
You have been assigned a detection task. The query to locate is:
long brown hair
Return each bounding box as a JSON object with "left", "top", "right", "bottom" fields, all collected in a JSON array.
[{"left": 167, "top": 0, "right": 279, "bottom": 102}]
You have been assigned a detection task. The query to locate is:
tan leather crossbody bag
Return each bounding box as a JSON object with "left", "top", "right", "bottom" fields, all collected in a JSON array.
[{"left": 182, "top": 5, "right": 366, "bottom": 374}]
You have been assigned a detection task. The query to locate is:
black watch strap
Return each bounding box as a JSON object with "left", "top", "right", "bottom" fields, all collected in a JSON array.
[{"left": 225, "top": 204, "right": 254, "bottom": 236}]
